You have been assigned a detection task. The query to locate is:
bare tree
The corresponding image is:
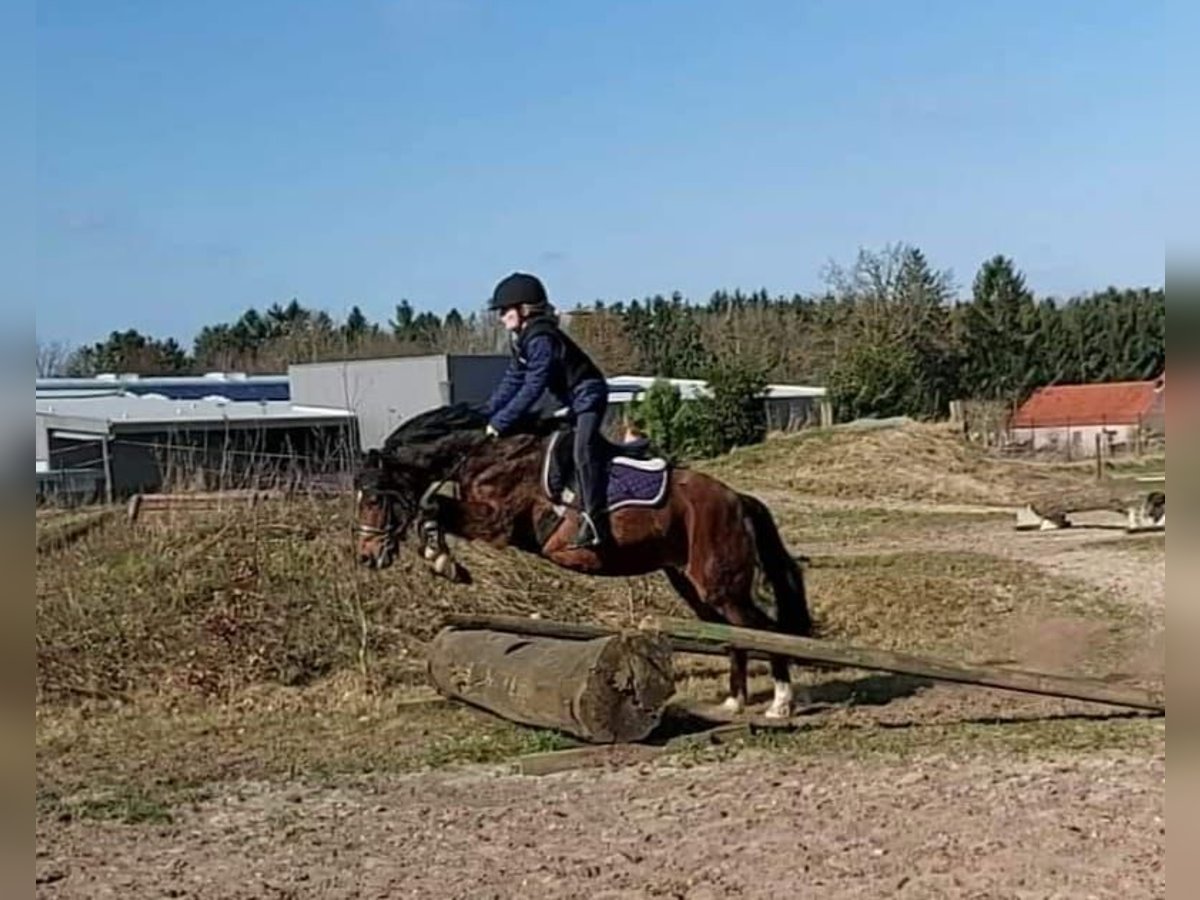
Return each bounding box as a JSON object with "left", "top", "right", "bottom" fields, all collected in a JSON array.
[{"left": 36, "top": 341, "right": 73, "bottom": 377}]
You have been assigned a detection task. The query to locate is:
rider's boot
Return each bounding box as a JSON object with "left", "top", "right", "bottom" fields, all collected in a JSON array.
[{"left": 567, "top": 510, "right": 605, "bottom": 549}]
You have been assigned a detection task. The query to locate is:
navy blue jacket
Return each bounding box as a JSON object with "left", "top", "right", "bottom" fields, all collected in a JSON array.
[{"left": 485, "top": 318, "right": 606, "bottom": 434}]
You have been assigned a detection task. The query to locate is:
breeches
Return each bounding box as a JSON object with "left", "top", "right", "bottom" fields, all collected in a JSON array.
[{"left": 573, "top": 408, "right": 606, "bottom": 516}]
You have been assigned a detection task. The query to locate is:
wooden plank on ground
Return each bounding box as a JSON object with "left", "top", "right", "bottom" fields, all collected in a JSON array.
[
  {"left": 638, "top": 616, "right": 1165, "bottom": 713},
  {"left": 36, "top": 508, "right": 118, "bottom": 553},
  {"left": 511, "top": 722, "right": 751, "bottom": 777}
]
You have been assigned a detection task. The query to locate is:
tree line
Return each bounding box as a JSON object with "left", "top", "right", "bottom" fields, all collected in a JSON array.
[{"left": 37, "top": 245, "right": 1164, "bottom": 421}]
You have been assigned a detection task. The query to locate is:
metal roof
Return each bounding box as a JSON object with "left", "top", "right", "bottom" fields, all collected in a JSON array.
[
  {"left": 36, "top": 394, "right": 352, "bottom": 432},
  {"left": 1011, "top": 379, "right": 1164, "bottom": 428},
  {"left": 37, "top": 371, "right": 286, "bottom": 387},
  {"left": 36, "top": 372, "right": 290, "bottom": 401},
  {"left": 606, "top": 375, "right": 826, "bottom": 402}
]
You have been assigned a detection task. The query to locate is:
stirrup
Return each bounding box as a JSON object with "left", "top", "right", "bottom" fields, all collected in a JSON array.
[{"left": 567, "top": 512, "right": 602, "bottom": 549}]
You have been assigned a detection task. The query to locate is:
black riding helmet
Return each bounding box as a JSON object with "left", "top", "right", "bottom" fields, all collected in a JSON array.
[{"left": 489, "top": 272, "right": 549, "bottom": 312}]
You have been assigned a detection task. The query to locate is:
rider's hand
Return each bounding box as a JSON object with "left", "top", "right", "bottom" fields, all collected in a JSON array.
[{"left": 485, "top": 424, "right": 500, "bottom": 439}]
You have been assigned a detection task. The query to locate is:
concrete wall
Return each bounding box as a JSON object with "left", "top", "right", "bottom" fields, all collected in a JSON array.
[
  {"left": 290, "top": 355, "right": 517, "bottom": 450},
  {"left": 290, "top": 357, "right": 453, "bottom": 450},
  {"left": 36, "top": 417, "right": 49, "bottom": 470},
  {"left": 1016, "top": 423, "right": 1139, "bottom": 456}
]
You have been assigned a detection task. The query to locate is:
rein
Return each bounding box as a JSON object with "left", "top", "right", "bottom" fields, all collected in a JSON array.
[
  {"left": 420, "top": 436, "right": 486, "bottom": 508},
  {"left": 355, "top": 433, "right": 490, "bottom": 541}
]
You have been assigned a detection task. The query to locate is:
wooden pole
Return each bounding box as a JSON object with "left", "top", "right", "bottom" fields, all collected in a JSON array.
[
  {"left": 427, "top": 626, "right": 676, "bottom": 743},
  {"left": 100, "top": 435, "right": 115, "bottom": 506},
  {"left": 36, "top": 508, "right": 117, "bottom": 554},
  {"left": 819, "top": 400, "right": 834, "bottom": 428},
  {"left": 443, "top": 613, "right": 1164, "bottom": 713},
  {"left": 440, "top": 612, "right": 772, "bottom": 661},
  {"left": 638, "top": 616, "right": 1164, "bottom": 713}
]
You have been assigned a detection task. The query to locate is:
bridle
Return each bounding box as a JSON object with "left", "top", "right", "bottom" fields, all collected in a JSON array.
[
  {"left": 354, "top": 487, "right": 410, "bottom": 543},
  {"left": 354, "top": 432, "right": 488, "bottom": 548}
]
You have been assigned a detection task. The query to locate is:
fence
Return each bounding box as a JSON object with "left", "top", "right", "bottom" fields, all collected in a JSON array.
[
  {"left": 958, "top": 399, "right": 1165, "bottom": 462},
  {"left": 35, "top": 468, "right": 107, "bottom": 507}
]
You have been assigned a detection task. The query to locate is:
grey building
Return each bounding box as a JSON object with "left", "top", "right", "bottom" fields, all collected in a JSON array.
[
  {"left": 289, "top": 354, "right": 516, "bottom": 450},
  {"left": 36, "top": 395, "right": 356, "bottom": 503}
]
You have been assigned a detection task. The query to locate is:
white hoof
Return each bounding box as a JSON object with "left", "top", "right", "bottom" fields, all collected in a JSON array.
[
  {"left": 423, "top": 544, "right": 439, "bottom": 561},
  {"left": 720, "top": 695, "right": 745, "bottom": 714},
  {"left": 764, "top": 682, "right": 794, "bottom": 719},
  {"left": 433, "top": 553, "right": 455, "bottom": 577}
]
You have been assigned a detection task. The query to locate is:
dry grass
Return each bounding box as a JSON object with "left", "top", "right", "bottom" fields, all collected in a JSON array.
[
  {"left": 807, "top": 551, "right": 1155, "bottom": 675},
  {"left": 700, "top": 420, "right": 1103, "bottom": 506},
  {"left": 36, "top": 681, "right": 573, "bottom": 825},
  {"left": 667, "top": 715, "right": 1165, "bottom": 770},
  {"left": 35, "top": 497, "right": 688, "bottom": 705},
  {"left": 764, "top": 504, "right": 1010, "bottom": 546}
]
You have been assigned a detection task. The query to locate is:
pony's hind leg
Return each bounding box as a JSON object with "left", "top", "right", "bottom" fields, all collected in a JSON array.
[
  {"left": 664, "top": 569, "right": 747, "bottom": 714},
  {"left": 720, "top": 600, "right": 795, "bottom": 719}
]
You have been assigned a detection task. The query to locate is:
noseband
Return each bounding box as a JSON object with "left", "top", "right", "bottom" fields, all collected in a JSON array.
[{"left": 354, "top": 487, "right": 409, "bottom": 541}]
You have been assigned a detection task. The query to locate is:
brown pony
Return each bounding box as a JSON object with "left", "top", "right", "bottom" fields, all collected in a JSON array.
[{"left": 354, "top": 402, "right": 813, "bottom": 718}]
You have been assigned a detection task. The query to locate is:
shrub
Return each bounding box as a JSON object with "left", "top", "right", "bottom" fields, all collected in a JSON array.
[{"left": 626, "top": 357, "right": 769, "bottom": 461}]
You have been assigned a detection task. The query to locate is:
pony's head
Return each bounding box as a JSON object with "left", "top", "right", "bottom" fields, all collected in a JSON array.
[
  {"left": 354, "top": 404, "right": 489, "bottom": 569},
  {"left": 354, "top": 402, "right": 563, "bottom": 568},
  {"left": 353, "top": 448, "right": 417, "bottom": 569}
]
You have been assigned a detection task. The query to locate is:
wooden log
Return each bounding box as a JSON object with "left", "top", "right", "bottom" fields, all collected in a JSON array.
[
  {"left": 441, "top": 612, "right": 778, "bottom": 662},
  {"left": 36, "top": 508, "right": 118, "bottom": 554},
  {"left": 1025, "top": 484, "right": 1141, "bottom": 523},
  {"left": 132, "top": 490, "right": 282, "bottom": 511},
  {"left": 427, "top": 627, "right": 676, "bottom": 743},
  {"left": 638, "top": 616, "right": 1165, "bottom": 713}
]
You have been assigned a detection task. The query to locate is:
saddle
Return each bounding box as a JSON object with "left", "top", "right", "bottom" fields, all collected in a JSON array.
[{"left": 541, "top": 424, "right": 671, "bottom": 515}]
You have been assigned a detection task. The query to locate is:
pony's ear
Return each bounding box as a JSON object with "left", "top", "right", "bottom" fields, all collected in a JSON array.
[{"left": 362, "top": 448, "right": 383, "bottom": 469}]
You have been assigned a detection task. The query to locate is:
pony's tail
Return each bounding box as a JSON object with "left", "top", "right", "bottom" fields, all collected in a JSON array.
[{"left": 740, "top": 492, "right": 814, "bottom": 638}]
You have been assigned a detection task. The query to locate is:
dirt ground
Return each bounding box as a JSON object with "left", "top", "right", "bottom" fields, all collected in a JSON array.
[
  {"left": 35, "top": 433, "right": 1167, "bottom": 899},
  {"left": 37, "top": 748, "right": 1164, "bottom": 899}
]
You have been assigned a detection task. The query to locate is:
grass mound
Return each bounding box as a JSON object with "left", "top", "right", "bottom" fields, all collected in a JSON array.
[
  {"left": 701, "top": 420, "right": 1097, "bottom": 506},
  {"left": 35, "top": 498, "right": 687, "bottom": 704}
]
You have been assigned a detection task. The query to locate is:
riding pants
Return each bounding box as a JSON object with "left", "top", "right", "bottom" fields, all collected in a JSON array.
[{"left": 572, "top": 399, "right": 608, "bottom": 521}]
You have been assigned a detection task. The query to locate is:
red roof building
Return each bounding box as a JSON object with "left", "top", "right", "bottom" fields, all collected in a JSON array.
[{"left": 1011, "top": 376, "right": 1165, "bottom": 430}]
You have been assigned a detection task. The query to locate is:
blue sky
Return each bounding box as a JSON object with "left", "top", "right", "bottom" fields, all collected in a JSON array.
[{"left": 35, "top": 0, "right": 1164, "bottom": 348}]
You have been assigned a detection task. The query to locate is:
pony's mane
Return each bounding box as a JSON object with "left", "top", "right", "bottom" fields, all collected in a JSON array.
[
  {"left": 381, "top": 402, "right": 569, "bottom": 457},
  {"left": 381, "top": 402, "right": 488, "bottom": 455}
]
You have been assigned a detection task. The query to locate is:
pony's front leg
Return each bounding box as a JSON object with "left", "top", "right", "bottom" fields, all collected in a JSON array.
[
  {"left": 418, "top": 514, "right": 442, "bottom": 562},
  {"left": 417, "top": 494, "right": 507, "bottom": 584},
  {"left": 415, "top": 491, "right": 465, "bottom": 582}
]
